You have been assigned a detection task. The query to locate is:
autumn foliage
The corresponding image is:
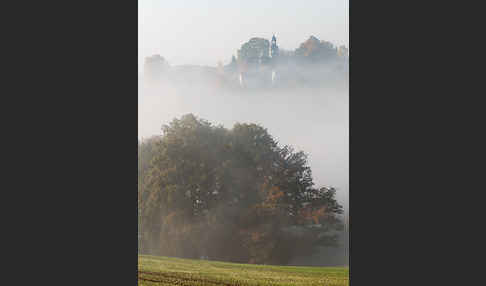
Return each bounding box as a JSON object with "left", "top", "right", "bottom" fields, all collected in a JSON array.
[{"left": 139, "top": 114, "right": 343, "bottom": 264}]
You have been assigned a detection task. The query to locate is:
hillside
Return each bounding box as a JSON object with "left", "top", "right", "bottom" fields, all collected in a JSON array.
[{"left": 138, "top": 255, "right": 349, "bottom": 286}]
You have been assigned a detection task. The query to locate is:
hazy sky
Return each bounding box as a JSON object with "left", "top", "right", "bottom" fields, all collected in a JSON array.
[{"left": 138, "top": 0, "right": 349, "bottom": 71}]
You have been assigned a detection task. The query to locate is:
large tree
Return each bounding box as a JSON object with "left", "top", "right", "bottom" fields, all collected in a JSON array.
[{"left": 139, "top": 114, "right": 343, "bottom": 264}]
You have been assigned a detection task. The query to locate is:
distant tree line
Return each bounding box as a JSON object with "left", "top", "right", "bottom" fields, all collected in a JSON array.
[
  {"left": 143, "top": 35, "right": 348, "bottom": 89},
  {"left": 226, "top": 35, "right": 348, "bottom": 88},
  {"left": 234, "top": 35, "right": 348, "bottom": 68},
  {"left": 138, "top": 114, "right": 343, "bottom": 265}
]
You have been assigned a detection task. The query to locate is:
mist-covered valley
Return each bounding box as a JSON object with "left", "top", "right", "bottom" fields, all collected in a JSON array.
[
  {"left": 139, "top": 19, "right": 350, "bottom": 267},
  {"left": 138, "top": 74, "right": 348, "bottom": 266}
]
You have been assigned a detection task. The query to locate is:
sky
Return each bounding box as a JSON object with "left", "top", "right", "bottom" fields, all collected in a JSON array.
[{"left": 138, "top": 0, "right": 349, "bottom": 72}]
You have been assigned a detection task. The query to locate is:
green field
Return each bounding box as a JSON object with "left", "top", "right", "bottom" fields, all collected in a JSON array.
[{"left": 139, "top": 255, "right": 349, "bottom": 286}]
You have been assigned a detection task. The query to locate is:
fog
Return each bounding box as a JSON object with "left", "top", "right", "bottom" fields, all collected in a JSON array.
[
  {"left": 138, "top": 81, "right": 348, "bottom": 208},
  {"left": 138, "top": 0, "right": 348, "bottom": 267},
  {"left": 138, "top": 75, "right": 348, "bottom": 265}
]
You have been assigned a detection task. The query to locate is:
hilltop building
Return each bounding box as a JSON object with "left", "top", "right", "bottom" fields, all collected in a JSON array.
[
  {"left": 271, "top": 34, "right": 279, "bottom": 59},
  {"left": 143, "top": 35, "right": 348, "bottom": 90}
]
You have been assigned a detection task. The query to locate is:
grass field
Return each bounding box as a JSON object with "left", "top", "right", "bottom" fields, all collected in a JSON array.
[{"left": 138, "top": 255, "right": 349, "bottom": 286}]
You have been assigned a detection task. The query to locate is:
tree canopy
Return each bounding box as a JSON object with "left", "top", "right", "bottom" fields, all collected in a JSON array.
[
  {"left": 237, "top": 37, "right": 270, "bottom": 65},
  {"left": 139, "top": 114, "right": 343, "bottom": 264},
  {"left": 294, "top": 36, "right": 340, "bottom": 64}
]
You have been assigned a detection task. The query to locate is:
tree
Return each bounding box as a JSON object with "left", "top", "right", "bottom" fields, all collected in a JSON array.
[
  {"left": 294, "top": 36, "right": 340, "bottom": 64},
  {"left": 139, "top": 114, "right": 343, "bottom": 264},
  {"left": 237, "top": 37, "right": 270, "bottom": 66},
  {"left": 144, "top": 55, "right": 169, "bottom": 82}
]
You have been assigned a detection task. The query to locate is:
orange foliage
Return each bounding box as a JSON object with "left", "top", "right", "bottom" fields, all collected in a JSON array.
[
  {"left": 299, "top": 206, "right": 327, "bottom": 224},
  {"left": 303, "top": 41, "right": 318, "bottom": 56},
  {"left": 251, "top": 232, "right": 262, "bottom": 242},
  {"left": 260, "top": 180, "right": 284, "bottom": 204},
  {"left": 164, "top": 211, "right": 178, "bottom": 225},
  {"left": 266, "top": 186, "right": 284, "bottom": 204}
]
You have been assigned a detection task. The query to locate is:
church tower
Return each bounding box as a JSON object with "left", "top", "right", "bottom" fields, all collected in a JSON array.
[
  {"left": 270, "top": 35, "right": 279, "bottom": 86},
  {"left": 271, "top": 34, "right": 279, "bottom": 58}
]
